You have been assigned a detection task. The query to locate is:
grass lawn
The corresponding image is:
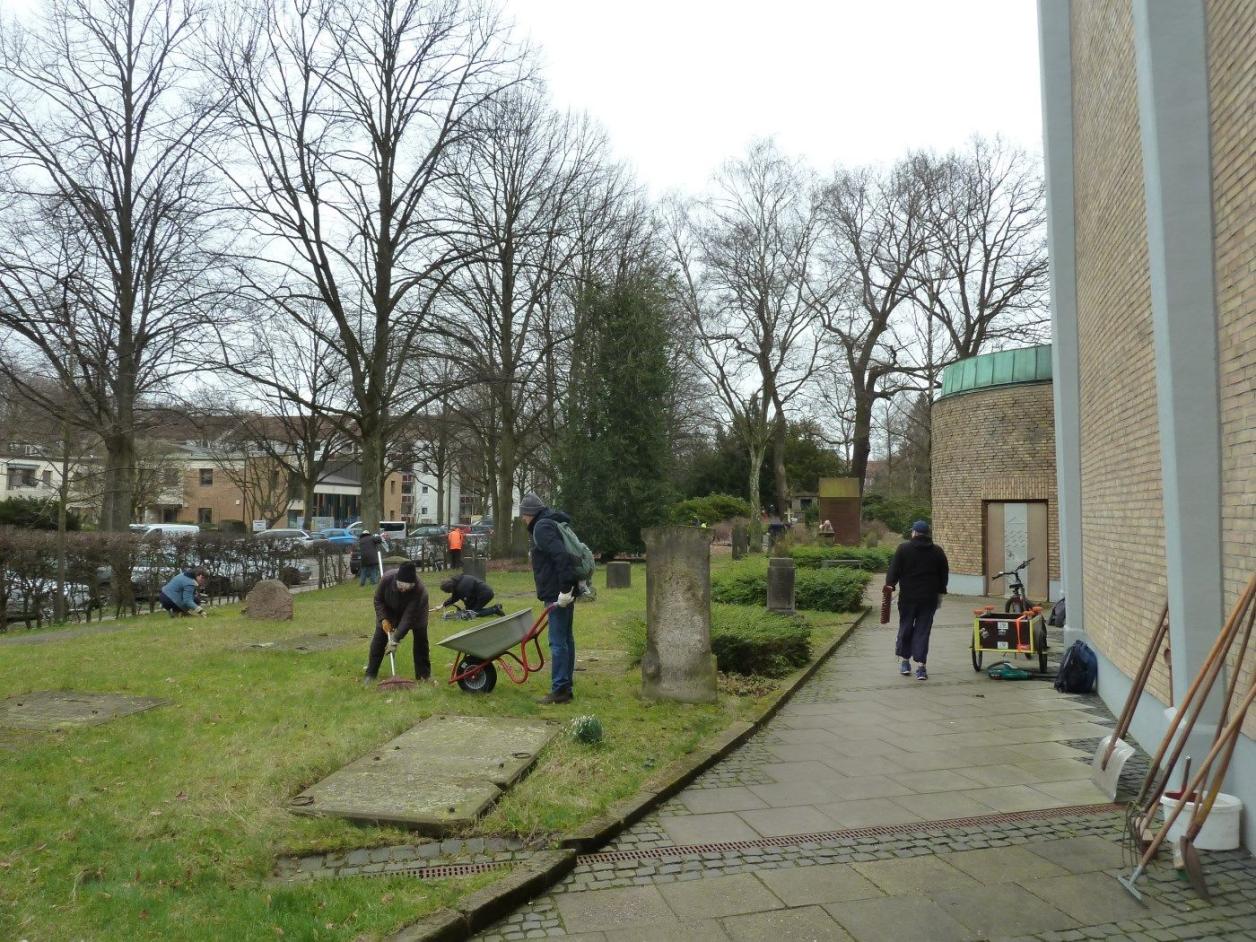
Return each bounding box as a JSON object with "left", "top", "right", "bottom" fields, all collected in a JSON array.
[{"left": 0, "top": 557, "right": 859, "bottom": 941}]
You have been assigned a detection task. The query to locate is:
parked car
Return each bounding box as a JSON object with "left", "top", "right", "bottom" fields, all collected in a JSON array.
[
  {"left": 378, "top": 520, "right": 408, "bottom": 540},
  {"left": 2, "top": 572, "right": 96, "bottom": 624},
  {"left": 409, "top": 524, "right": 450, "bottom": 539},
  {"left": 316, "top": 528, "right": 356, "bottom": 548},
  {"left": 254, "top": 528, "right": 315, "bottom": 549},
  {"left": 132, "top": 523, "right": 200, "bottom": 539}
]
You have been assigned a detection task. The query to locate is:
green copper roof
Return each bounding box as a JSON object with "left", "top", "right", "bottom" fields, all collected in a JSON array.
[{"left": 939, "top": 344, "right": 1052, "bottom": 398}]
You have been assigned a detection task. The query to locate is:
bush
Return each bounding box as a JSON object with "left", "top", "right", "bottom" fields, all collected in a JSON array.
[
  {"left": 618, "top": 605, "right": 812, "bottom": 678},
  {"left": 0, "top": 497, "right": 80, "bottom": 531},
  {"left": 789, "top": 545, "right": 895, "bottom": 572},
  {"left": 862, "top": 493, "right": 931, "bottom": 538},
  {"left": 711, "top": 559, "right": 870, "bottom": 612},
  {"left": 669, "top": 493, "right": 751, "bottom": 526},
  {"left": 710, "top": 604, "right": 811, "bottom": 677}
]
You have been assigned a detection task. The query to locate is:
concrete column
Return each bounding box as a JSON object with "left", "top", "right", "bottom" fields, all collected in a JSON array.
[
  {"left": 1037, "top": 0, "right": 1085, "bottom": 646},
  {"left": 767, "top": 557, "right": 796, "bottom": 614},
  {"left": 641, "top": 527, "right": 717, "bottom": 703},
  {"left": 1132, "top": 0, "right": 1225, "bottom": 709},
  {"left": 605, "top": 561, "right": 631, "bottom": 589}
]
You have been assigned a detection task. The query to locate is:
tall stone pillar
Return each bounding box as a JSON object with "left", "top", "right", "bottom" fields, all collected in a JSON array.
[
  {"left": 767, "top": 557, "right": 796, "bottom": 614},
  {"left": 511, "top": 518, "right": 531, "bottom": 560},
  {"left": 462, "top": 556, "right": 487, "bottom": 580},
  {"left": 731, "top": 525, "right": 747, "bottom": 560},
  {"left": 641, "top": 527, "right": 717, "bottom": 703}
]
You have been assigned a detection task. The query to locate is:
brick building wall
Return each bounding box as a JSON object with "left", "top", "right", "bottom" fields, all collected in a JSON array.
[
  {"left": 1208, "top": 0, "right": 1256, "bottom": 738},
  {"left": 1070, "top": 0, "right": 1172, "bottom": 706},
  {"left": 931, "top": 382, "right": 1059, "bottom": 590}
]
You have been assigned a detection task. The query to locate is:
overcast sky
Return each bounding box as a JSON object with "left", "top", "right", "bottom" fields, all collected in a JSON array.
[{"left": 507, "top": 0, "right": 1044, "bottom": 197}]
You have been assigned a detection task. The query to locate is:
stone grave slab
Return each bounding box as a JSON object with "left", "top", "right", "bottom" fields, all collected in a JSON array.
[
  {"left": 239, "top": 633, "right": 362, "bottom": 654},
  {"left": 0, "top": 690, "right": 166, "bottom": 731},
  {"left": 289, "top": 714, "right": 557, "bottom": 834}
]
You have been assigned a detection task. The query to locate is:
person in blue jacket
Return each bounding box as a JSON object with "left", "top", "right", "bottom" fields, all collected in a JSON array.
[{"left": 160, "top": 568, "right": 208, "bottom": 618}]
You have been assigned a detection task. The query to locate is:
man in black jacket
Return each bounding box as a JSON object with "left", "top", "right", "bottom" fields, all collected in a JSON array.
[
  {"left": 438, "top": 574, "right": 504, "bottom": 618},
  {"left": 363, "top": 561, "right": 430, "bottom": 685},
  {"left": 358, "top": 530, "right": 385, "bottom": 586},
  {"left": 885, "top": 520, "right": 949, "bottom": 681},
  {"left": 520, "top": 492, "right": 576, "bottom": 704}
]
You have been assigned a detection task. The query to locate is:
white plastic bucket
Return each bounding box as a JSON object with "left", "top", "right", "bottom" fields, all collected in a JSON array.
[{"left": 1158, "top": 792, "right": 1243, "bottom": 851}]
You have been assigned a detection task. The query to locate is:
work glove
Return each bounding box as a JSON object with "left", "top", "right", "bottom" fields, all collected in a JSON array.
[
  {"left": 192, "top": 605, "right": 207, "bottom": 617},
  {"left": 384, "top": 638, "right": 399, "bottom": 655},
  {"left": 381, "top": 619, "right": 394, "bottom": 635},
  {"left": 556, "top": 590, "right": 574, "bottom": 608}
]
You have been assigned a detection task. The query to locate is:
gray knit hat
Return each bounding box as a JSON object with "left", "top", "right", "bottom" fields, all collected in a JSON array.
[{"left": 519, "top": 493, "right": 546, "bottom": 517}]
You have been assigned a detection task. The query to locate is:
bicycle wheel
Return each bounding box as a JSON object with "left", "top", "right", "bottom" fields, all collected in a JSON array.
[
  {"left": 1036, "top": 621, "right": 1049, "bottom": 675},
  {"left": 971, "top": 644, "right": 983, "bottom": 672}
]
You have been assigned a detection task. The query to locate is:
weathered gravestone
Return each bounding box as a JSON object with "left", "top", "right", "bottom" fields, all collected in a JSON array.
[
  {"left": 289, "top": 714, "right": 556, "bottom": 835},
  {"left": 243, "top": 579, "right": 294, "bottom": 621},
  {"left": 767, "top": 557, "right": 796, "bottom": 614},
  {"left": 640, "top": 526, "right": 717, "bottom": 703},
  {"left": 0, "top": 690, "right": 166, "bottom": 731},
  {"left": 731, "top": 524, "right": 748, "bottom": 560},
  {"left": 605, "top": 561, "right": 631, "bottom": 589},
  {"left": 462, "top": 556, "right": 487, "bottom": 580}
]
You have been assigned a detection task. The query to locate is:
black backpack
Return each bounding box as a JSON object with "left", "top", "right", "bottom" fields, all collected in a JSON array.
[
  {"left": 1048, "top": 596, "right": 1066, "bottom": 627},
  {"left": 1054, "top": 640, "right": 1098, "bottom": 694}
]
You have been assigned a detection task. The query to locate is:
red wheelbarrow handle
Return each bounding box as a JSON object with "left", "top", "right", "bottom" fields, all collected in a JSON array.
[{"left": 447, "top": 605, "right": 556, "bottom": 686}]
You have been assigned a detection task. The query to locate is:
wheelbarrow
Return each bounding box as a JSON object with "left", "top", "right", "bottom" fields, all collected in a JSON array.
[{"left": 438, "top": 605, "right": 554, "bottom": 693}]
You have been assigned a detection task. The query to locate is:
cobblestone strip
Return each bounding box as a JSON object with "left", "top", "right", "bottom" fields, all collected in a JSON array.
[
  {"left": 274, "top": 835, "right": 536, "bottom": 882},
  {"left": 476, "top": 810, "right": 1256, "bottom": 941}
]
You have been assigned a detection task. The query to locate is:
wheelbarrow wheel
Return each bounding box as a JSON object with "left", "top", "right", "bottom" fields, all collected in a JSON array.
[
  {"left": 971, "top": 644, "right": 983, "bottom": 672},
  {"left": 456, "top": 657, "right": 497, "bottom": 694}
]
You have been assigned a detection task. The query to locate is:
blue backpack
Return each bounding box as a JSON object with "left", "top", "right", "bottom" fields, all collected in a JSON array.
[{"left": 1054, "top": 640, "right": 1098, "bottom": 694}]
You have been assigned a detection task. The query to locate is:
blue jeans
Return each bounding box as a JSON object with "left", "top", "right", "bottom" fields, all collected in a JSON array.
[
  {"left": 896, "top": 601, "right": 937, "bottom": 664},
  {"left": 547, "top": 604, "right": 574, "bottom": 694},
  {"left": 359, "top": 564, "right": 380, "bottom": 586}
]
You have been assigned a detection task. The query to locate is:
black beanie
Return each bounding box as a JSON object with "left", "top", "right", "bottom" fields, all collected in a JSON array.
[{"left": 397, "top": 561, "right": 417, "bottom": 583}]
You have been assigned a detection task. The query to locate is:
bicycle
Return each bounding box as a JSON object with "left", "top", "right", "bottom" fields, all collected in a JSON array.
[{"left": 991, "top": 558, "right": 1034, "bottom": 614}]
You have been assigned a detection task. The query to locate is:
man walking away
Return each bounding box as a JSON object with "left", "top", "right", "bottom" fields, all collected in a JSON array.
[
  {"left": 363, "top": 561, "right": 430, "bottom": 685},
  {"left": 519, "top": 492, "right": 576, "bottom": 704},
  {"left": 885, "top": 520, "right": 949, "bottom": 681},
  {"left": 160, "top": 568, "right": 208, "bottom": 618},
  {"left": 358, "top": 530, "right": 384, "bottom": 586},
  {"left": 447, "top": 526, "right": 465, "bottom": 568},
  {"left": 438, "top": 574, "right": 504, "bottom": 618}
]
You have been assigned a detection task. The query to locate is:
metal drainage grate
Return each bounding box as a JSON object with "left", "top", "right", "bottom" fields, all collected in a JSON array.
[
  {"left": 582, "top": 803, "right": 1124, "bottom": 863},
  {"left": 358, "top": 860, "right": 514, "bottom": 880}
]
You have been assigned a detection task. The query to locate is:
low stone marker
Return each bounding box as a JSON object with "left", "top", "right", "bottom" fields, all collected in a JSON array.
[
  {"left": 462, "top": 556, "right": 487, "bottom": 580},
  {"left": 289, "top": 714, "right": 556, "bottom": 835},
  {"left": 731, "top": 525, "right": 748, "bottom": 560},
  {"left": 243, "top": 579, "right": 294, "bottom": 621},
  {"left": 767, "top": 557, "right": 796, "bottom": 614},
  {"left": 640, "top": 526, "right": 717, "bottom": 704},
  {"left": 605, "top": 561, "right": 631, "bottom": 589},
  {"left": 0, "top": 690, "right": 166, "bottom": 731}
]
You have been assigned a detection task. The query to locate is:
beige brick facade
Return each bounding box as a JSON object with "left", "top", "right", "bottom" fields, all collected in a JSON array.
[
  {"left": 932, "top": 382, "right": 1060, "bottom": 593},
  {"left": 1208, "top": 0, "right": 1256, "bottom": 737},
  {"left": 1070, "top": 0, "right": 1172, "bottom": 706}
]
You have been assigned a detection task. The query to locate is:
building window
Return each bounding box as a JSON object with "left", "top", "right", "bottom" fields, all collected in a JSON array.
[
  {"left": 199, "top": 468, "right": 214, "bottom": 486},
  {"left": 163, "top": 469, "right": 180, "bottom": 487},
  {"left": 42, "top": 470, "right": 52, "bottom": 486},
  {"left": 420, "top": 506, "right": 428, "bottom": 516},
  {"left": 6, "top": 467, "right": 37, "bottom": 488},
  {"left": 390, "top": 480, "right": 396, "bottom": 494},
  {"left": 421, "top": 485, "right": 429, "bottom": 494},
  {"left": 197, "top": 507, "right": 212, "bottom": 524}
]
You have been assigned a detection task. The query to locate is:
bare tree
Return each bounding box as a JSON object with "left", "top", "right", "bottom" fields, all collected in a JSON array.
[
  {"left": 441, "top": 89, "right": 618, "bottom": 553},
  {"left": 668, "top": 140, "right": 828, "bottom": 520},
  {"left": 0, "top": 0, "right": 222, "bottom": 531},
  {"left": 210, "top": 0, "right": 522, "bottom": 529},
  {"left": 910, "top": 137, "right": 1049, "bottom": 361},
  {"left": 817, "top": 158, "right": 931, "bottom": 493}
]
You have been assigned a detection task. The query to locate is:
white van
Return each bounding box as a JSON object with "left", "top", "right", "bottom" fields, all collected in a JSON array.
[{"left": 134, "top": 523, "right": 200, "bottom": 540}]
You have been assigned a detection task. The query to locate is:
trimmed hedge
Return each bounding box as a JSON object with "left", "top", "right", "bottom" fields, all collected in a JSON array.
[
  {"left": 790, "top": 545, "right": 895, "bottom": 572},
  {"left": 668, "top": 493, "right": 751, "bottom": 526},
  {"left": 618, "top": 604, "right": 812, "bottom": 678},
  {"left": 711, "top": 559, "right": 870, "bottom": 612}
]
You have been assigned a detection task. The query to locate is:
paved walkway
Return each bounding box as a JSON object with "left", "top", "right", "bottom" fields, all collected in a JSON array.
[{"left": 475, "top": 597, "right": 1256, "bottom": 941}]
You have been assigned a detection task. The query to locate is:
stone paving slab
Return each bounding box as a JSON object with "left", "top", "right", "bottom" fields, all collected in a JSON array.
[
  {"left": 722, "top": 904, "right": 850, "bottom": 941},
  {"left": 931, "top": 884, "right": 1079, "bottom": 937},
  {"left": 289, "top": 714, "right": 556, "bottom": 833},
  {"left": 824, "top": 895, "right": 974, "bottom": 942},
  {"left": 0, "top": 690, "right": 166, "bottom": 730},
  {"left": 656, "top": 873, "right": 783, "bottom": 920}
]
